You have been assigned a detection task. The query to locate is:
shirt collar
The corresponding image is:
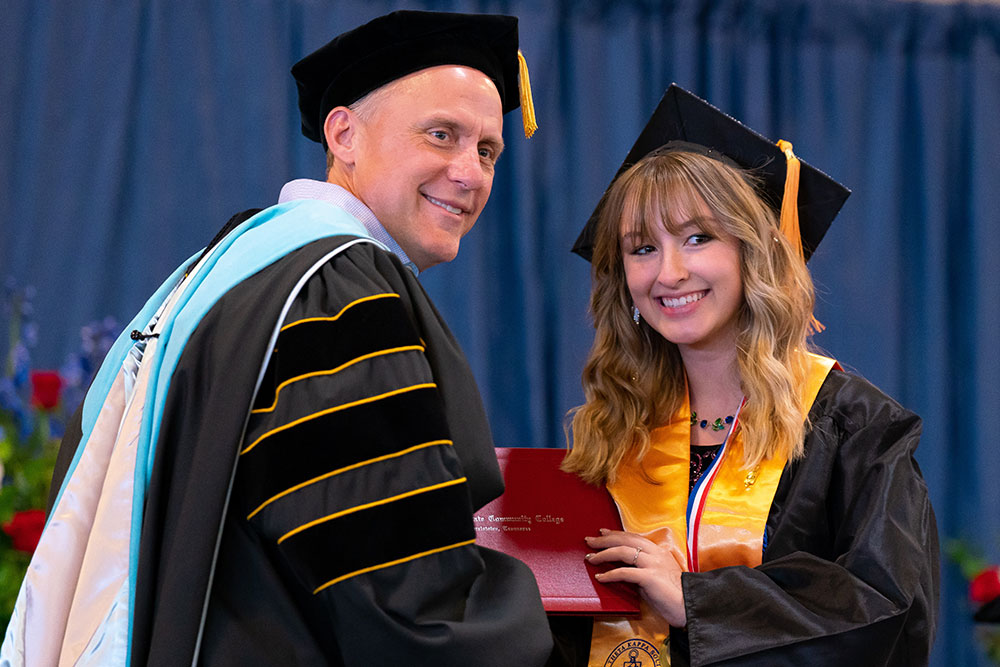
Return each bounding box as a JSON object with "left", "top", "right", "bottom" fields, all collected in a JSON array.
[{"left": 277, "top": 178, "right": 419, "bottom": 276}]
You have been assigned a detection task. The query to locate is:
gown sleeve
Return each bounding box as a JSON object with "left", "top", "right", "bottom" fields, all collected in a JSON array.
[
  {"left": 215, "top": 245, "right": 552, "bottom": 666},
  {"left": 673, "top": 372, "right": 939, "bottom": 667}
]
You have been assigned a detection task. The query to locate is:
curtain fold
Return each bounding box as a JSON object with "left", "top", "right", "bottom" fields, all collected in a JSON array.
[{"left": 3, "top": 0, "right": 998, "bottom": 663}]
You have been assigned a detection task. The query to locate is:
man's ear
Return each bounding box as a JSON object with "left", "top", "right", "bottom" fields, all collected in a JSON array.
[{"left": 324, "top": 107, "right": 358, "bottom": 166}]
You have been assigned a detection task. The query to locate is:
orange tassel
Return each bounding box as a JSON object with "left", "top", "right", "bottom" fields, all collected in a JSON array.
[
  {"left": 517, "top": 50, "right": 537, "bottom": 139},
  {"left": 776, "top": 139, "right": 823, "bottom": 334},
  {"left": 776, "top": 140, "right": 803, "bottom": 261}
]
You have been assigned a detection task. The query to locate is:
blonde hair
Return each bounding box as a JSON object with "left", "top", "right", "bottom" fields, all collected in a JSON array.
[{"left": 564, "top": 150, "right": 816, "bottom": 485}]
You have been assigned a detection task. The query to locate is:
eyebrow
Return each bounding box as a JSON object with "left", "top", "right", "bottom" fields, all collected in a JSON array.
[
  {"left": 673, "top": 216, "right": 716, "bottom": 230},
  {"left": 620, "top": 215, "right": 719, "bottom": 247},
  {"left": 620, "top": 230, "right": 646, "bottom": 245},
  {"left": 421, "top": 117, "right": 460, "bottom": 132}
]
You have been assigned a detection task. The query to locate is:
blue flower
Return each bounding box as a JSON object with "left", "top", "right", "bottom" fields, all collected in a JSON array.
[
  {"left": 21, "top": 322, "right": 38, "bottom": 349},
  {"left": 0, "top": 377, "right": 22, "bottom": 414},
  {"left": 11, "top": 344, "right": 30, "bottom": 388},
  {"left": 0, "top": 377, "right": 31, "bottom": 442}
]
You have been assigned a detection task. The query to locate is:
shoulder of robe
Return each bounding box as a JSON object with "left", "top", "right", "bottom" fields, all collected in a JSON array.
[{"left": 807, "top": 369, "right": 922, "bottom": 457}]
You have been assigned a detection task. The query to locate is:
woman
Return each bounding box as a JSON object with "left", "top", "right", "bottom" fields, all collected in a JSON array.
[{"left": 560, "top": 86, "right": 938, "bottom": 666}]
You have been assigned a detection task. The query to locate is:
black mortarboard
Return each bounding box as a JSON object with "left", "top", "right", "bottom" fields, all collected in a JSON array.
[
  {"left": 292, "top": 10, "right": 536, "bottom": 146},
  {"left": 572, "top": 84, "right": 850, "bottom": 262}
]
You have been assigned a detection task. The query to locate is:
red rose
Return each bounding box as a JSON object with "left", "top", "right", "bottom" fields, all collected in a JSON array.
[
  {"left": 2, "top": 509, "right": 46, "bottom": 553},
  {"left": 30, "top": 370, "right": 62, "bottom": 410},
  {"left": 970, "top": 566, "right": 1000, "bottom": 605}
]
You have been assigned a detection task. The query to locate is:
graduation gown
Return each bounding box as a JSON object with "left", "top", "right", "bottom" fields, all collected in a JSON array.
[
  {"left": 38, "top": 205, "right": 552, "bottom": 666},
  {"left": 551, "top": 369, "right": 939, "bottom": 667}
]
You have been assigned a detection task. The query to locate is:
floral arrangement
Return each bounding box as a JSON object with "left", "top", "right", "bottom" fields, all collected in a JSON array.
[
  {"left": 948, "top": 539, "right": 1000, "bottom": 663},
  {"left": 0, "top": 281, "right": 117, "bottom": 629}
]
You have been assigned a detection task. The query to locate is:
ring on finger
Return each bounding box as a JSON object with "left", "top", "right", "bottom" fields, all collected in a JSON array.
[{"left": 631, "top": 546, "right": 642, "bottom": 566}]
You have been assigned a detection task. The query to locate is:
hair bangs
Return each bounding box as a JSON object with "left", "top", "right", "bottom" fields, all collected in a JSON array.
[{"left": 617, "top": 161, "right": 726, "bottom": 245}]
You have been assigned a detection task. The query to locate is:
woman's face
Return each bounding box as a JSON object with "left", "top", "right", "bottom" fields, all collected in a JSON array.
[{"left": 620, "top": 194, "right": 744, "bottom": 357}]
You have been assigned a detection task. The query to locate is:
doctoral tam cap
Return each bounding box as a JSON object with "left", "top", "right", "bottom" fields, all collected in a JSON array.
[{"left": 292, "top": 10, "right": 536, "bottom": 146}]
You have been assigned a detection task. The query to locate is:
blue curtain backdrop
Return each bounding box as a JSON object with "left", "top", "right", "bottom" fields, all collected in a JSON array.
[{"left": 2, "top": 0, "right": 998, "bottom": 662}]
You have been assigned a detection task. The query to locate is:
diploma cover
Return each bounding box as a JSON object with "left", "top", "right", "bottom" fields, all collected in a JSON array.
[{"left": 474, "top": 447, "right": 640, "bottom": 616}]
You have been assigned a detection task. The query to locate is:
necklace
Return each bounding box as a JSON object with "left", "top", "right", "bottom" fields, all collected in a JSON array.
[{"left": 690, "top": 411, "right": 735, "bottom": 432}]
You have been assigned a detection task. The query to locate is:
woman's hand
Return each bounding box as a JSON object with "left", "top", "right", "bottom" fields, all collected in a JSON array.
[{"left": 585, "top": 528, "right": 687, "bottom": 627}]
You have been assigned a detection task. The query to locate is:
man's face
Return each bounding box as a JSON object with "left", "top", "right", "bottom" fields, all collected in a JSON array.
[{"left": 350, "top": 65, "right": 504, "bottom": 271}]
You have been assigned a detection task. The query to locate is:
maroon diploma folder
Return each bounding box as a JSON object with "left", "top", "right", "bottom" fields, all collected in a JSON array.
[{"left": 473, "top": 447, "right": 640, "bottom": 615}]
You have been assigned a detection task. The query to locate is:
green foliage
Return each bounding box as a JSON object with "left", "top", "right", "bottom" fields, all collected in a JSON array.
[
  {"left": 946, "top": 539, "right": 991, "bottom": 581},
  {"left": 0, "top": 410, "right": 59, "bottom": 629},
  {"left": 0, "top": 282, "right": 68, "bottom": 631},
  {"left": 947, "top": 538, "right": 1000, "bottom": 665}
]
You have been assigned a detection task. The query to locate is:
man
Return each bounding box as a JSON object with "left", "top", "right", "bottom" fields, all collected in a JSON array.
[{"left": 3, "top": 11, "right": 551, "bottom": 666}]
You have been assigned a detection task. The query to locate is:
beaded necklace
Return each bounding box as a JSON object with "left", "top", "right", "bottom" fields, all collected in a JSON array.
[{"left": 690, "top": 411, "right": 734, "bottom": 432}]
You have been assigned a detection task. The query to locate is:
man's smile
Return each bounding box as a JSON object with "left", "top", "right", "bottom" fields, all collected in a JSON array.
[{"left": 423, "top": 193, "right": 465, "bottom": 215}]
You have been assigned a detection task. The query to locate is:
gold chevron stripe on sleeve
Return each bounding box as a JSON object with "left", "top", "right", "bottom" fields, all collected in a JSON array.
[
  {"left": 240, "top": 383, "right": 437, "bottom": 455},
  {"left": 276, "top": 476, "right": 468, "bottom": 544},
  {"left": 246, "top": 440, "right": 453, "bottom": 520},
  {"left": 251, "top": 345, "right": 425, "bottom": 414},
  {"left": 312, "top": 538, "right": 477, "bottom": 594},
  {"left": 279, "top": 292, "right": 400, "bottom": 331}
]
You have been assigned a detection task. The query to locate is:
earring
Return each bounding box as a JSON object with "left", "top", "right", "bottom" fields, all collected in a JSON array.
[{"left": 632, "top": 305, "right": 640, "bottom": 325}]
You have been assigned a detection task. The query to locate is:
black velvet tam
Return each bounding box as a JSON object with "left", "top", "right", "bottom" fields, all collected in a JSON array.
[
  {"left": 292, "top": 10, "right": 520, "bottom": 145},
  {"left": 572, "top": 84, "right": 851, "bottom": 262}
]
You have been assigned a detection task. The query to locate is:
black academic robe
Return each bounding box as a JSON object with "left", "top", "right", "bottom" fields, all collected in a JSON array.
[
  {"left": 50, "top": 224, "right": 552, "bottom": 665},
  {"left": 549, "top": 369, "right": 939, "bottom": 667}
]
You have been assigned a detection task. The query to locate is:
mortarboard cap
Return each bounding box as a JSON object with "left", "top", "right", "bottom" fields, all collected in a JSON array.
[
  {"left": 292, "top": 10, "right": 536, "bottom": 146},
  {"left": 572, "top": 84, "right": 850, "bottom": 263}
]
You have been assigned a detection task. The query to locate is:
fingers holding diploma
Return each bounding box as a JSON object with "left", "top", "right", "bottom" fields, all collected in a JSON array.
[{"left": 585, "top": 528, "right": 687, "bottom": 627}]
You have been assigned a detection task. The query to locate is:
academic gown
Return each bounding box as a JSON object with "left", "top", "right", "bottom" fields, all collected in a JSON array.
[
  {"left": 549, "top": 369, "right": 939, "bottom": 667},
  {"left": 45, "top": 210, "right": 552, "bottom": 666}
]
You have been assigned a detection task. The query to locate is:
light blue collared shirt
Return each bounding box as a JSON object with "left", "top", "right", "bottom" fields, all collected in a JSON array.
[{"left": 277, "top": 178, "right": 419, "bottom": 276}]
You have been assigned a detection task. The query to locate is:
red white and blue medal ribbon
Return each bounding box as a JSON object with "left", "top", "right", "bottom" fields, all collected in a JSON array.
[{"left": 685, "top": 396, "right": 747, "bottom": 572}]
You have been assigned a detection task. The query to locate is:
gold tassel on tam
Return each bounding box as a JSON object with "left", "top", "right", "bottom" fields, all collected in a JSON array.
[
  {"left": 776, "top": 139, "right": 803, "bottom": 260},
  {"left": 517, "top": 50, "right": 538, "bottom": 138},
  {"left": 776, "top": 139, "right": 824, "bottom": 333}
]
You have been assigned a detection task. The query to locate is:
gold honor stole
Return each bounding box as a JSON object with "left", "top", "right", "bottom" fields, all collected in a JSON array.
[{"left": 587, "top": 353, "right": 837, "bottom": 666}]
